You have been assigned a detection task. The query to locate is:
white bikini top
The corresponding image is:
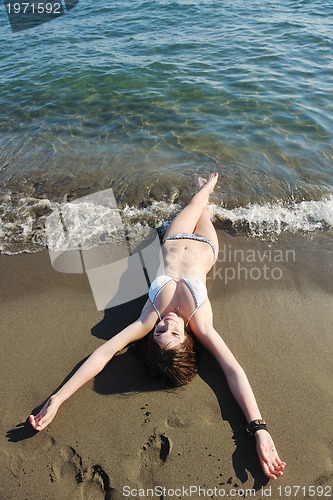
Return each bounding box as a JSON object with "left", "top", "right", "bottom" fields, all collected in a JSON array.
[{"left": 148, "top": 275, "right": 207, "bottom": 327}]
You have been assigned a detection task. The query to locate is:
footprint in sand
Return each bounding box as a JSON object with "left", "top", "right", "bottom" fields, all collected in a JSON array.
[
  {"left": 5, "top": 435, "right": 56, "bottom": 479},
  {"left": 165, "top": 413, "right": 187, "bottom": 429},
  {"left": 50, "top": 445, "right": 113, "bottom": 500},
  {"left": 127, "top": 431, "right": 171, "bottom": 486},
  {"left": 141, "top": 432, "right": 171, "bottom": 464}
]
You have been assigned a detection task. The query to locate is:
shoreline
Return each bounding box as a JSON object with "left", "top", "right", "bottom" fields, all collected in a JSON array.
[
  {"left": 1, "top": 187, "right": 333, "bottom": 255},
  {"left": 1, "top": 231, "right": 333, "bottom": 499}
]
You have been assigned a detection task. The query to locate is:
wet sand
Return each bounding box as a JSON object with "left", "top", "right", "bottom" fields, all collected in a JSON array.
[{"left": 1, "top": 230, "right": 333, "bottom": 499}]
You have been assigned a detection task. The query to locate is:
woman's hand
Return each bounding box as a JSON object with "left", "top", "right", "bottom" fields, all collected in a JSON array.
[
  {"left": 255, "top": 430, "right": 286, "bottom": 479},
  {"left": 29, "top": 394, "right": 61, "bottom": 431}
]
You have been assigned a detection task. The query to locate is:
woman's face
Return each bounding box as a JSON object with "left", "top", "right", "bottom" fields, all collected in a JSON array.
[{"left": 153, "top": 312, "right": 186, "bottom": 349}]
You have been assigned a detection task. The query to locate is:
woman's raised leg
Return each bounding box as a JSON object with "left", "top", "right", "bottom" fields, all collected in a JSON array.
[{"left": 164, "top": 173, "right": 218, "bottom": 239}]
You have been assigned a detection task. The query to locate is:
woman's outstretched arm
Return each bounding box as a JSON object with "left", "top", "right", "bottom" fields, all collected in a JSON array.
[
  {"left": 190, "top": 303, "right": 286, "bottom": 480},
  {"left": 29, "top": 301, "right": 156, "bottom": 431}
]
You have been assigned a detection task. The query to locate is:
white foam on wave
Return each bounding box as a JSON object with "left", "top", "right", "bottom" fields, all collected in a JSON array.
[
  {"left": 122, "top": 200, "right": 181, "bottom": 227},
  {"left": 46, "top": 202, "right": 123, "bottom": 251},
  {"left": 212, "top": 196, "right": 333, "bottom": 236},
  {"left": 1, "top": 194, "right": 333, "bottom": 254},
  {"left": 45, "top": 200, "right": 182, "bottom": 252}
]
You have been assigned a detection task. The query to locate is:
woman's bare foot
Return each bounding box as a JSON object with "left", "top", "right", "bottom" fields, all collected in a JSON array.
[
  {"left": 255, "top": 430, "right": 286, "bottom": 479},
  {"left": 29, "top": 395, "right": 60, "bottom": 431},
  {"left": 198, "top": 172, "right": 218, "bottom": 193}
]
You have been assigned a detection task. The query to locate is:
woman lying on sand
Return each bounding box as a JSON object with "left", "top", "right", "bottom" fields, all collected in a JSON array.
[{"left": 29, "top": 173, "right": 286, "bottom": 480}]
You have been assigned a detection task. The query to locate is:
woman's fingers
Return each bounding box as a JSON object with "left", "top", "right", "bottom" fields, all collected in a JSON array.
[{"left": 28, "top": 397, "right": 58, "bottom": 431}]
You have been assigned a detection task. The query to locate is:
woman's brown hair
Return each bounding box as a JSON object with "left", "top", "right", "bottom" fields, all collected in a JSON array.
[{"left": 143, "top": 330, "right": 199, "bottom": 387}]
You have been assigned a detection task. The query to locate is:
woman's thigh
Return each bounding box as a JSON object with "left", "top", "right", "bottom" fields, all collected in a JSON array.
[
  {"left": 193, "top": 209, "right": 219, "bottom": 258},
  {"left": 163, "top": 200, "right": 205, "bottom": 239}
]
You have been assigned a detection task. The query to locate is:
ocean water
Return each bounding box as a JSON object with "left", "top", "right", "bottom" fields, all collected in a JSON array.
[{"left": 0, "top": 0, "right": 332, "bottom": 253}]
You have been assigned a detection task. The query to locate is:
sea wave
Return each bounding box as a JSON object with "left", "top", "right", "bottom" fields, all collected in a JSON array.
[
  {"left": 212, "top": 196, "right": 333, "bottom": 237},
  {"left": 1, "top": 192, "right": 332, "bottom": 255}
]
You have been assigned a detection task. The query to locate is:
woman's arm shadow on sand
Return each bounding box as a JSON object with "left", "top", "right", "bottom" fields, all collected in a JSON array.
[
  {"left": 198, "top": 348, "right": 270, "bottom": 490},
  {"left": 91, "top": 294, "right": 166, "bottom": 395}
]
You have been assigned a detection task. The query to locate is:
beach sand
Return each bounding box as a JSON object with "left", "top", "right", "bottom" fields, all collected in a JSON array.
[{"left": 1, "top": 230, "right": 333, "bottom": 499}]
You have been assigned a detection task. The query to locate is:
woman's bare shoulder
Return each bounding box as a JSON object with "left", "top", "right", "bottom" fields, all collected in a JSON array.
[
  {"left": 139, "top": 299, "right": 158, "bottom": 328},
  {"left": 189, "top": 299, "right": 213, "bottom": 335}
]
